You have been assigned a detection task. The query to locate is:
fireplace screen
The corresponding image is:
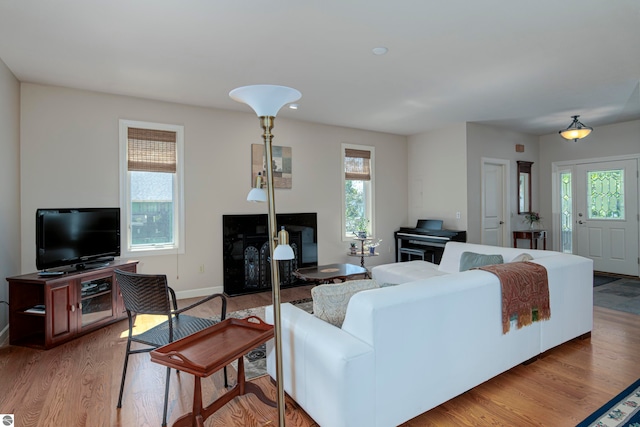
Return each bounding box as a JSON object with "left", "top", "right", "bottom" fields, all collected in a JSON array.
[{"left": 222, "top": 213, "right": 318, "bottom": 296}]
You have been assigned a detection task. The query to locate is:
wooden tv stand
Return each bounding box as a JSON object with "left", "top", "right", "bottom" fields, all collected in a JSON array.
[{"left": 6, "top": 260, "right": 138, "bottom": 349}]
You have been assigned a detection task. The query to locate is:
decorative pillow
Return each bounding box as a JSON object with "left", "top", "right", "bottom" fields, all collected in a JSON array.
[
  {"left": 379, "top": 282, "right": 399, "bottom": 288},
  {"left": 459, "top": 251, "right": 504, "bottom": 271},
  {"left": 511, "top": 252, "right": 534, "bottom": 262},
  {"left": 311, "top": 279, "right": 380, "bottom": 327}
]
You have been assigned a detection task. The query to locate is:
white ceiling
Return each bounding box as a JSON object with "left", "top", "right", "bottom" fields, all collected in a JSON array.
[{"left": 1, "top": 1, "right": 639, "bottom": 136}]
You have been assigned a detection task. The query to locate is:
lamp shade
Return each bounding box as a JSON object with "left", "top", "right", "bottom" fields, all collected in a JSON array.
[
  {"left": 559, "top": 115, "right": 593, "bottom": 142},
  {"left": 247, "top": 188, "right": 267, "bottom": 203},
  {"left": 229, "top": 85, "right": 301, "bottom": 117},
  {"left": 273, "top": 226, "right": 295, "bottom": 260},
  {"left": 247, "top": 172, "right": 267, "bottom": 202},
  {"left": 273, "top": 244, "right": 295, "bottom": 260}
]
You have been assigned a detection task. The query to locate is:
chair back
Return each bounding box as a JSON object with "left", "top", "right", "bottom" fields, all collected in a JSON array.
[{"left": 115, "top": 269, "right": 172, "bottom": 315}]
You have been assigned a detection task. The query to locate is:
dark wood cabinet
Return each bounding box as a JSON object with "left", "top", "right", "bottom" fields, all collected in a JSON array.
[
  {"left": 48, "top": 280, "right": 75, "bottom": 345},
  {"left": 6, "top": 260, "right": 138, "bottom": 349}
]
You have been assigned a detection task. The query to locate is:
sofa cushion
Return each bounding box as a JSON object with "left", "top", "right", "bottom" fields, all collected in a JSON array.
[
  {"left": 311, "top": 279, "right": 379, "bottom": 327},
  {"left": 372, "top": 260, "right": 447, "bottom": 284},
  {"left": 511, "top": 252, "right": 534, "bottom": 262},
  {"left": 460, "top": 251, "right": 504, "bottom": 271}
]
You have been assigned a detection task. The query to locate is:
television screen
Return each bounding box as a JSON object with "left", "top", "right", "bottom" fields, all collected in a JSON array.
[{"left": 36, "top": 208, "right": 121, "bottom": 271}]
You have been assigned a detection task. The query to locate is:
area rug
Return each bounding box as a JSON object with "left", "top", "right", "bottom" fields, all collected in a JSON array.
[
  {"left": 577, "top": 378, "right": 640, "bottom": 426},
  {"left": 594, "top": 274, "right": 621, "bottom": 287},
  {"left": 593, "top": 278, "right": 640, "bottom": 316},
  {"left": 221, "top": 298, "right": 313, "bottom": 380}
]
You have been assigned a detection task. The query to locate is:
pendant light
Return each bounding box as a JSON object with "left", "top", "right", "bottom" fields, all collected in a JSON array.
[{"left": 559, "top": 115, "right": 593, "bottom": 142}]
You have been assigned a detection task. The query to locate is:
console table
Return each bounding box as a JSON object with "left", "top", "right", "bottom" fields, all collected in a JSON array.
[
  {"left": 6, "top": 260, "right": 138, "bottom": 349},
  {"left": 150, "top": 316, "right": 276, "bottom": 427},
  {"left": 513, "top": 229, "right": 547, "bottom": 250}
]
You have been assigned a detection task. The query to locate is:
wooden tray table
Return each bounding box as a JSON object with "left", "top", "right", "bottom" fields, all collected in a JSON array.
[{"left": 150, "top": 316, "right": 275, "bottom": 427}]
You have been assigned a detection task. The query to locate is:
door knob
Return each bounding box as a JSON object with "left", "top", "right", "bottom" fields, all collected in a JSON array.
[
  {"left": 578, "top": 220, "right": 584, "bottom": 224},
  {"left": 499, "top": 221, "right": 504, "bottom": 224}
]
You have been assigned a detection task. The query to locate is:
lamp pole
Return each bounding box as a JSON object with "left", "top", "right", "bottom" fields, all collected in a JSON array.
[
  {"left": 229, "top": 84, "right": 301, "bottom": 427},
  {"left": 260, "top": 115, "right": 286, "bottom": 426}
]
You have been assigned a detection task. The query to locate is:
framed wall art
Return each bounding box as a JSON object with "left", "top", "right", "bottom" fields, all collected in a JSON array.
[{"left": 251, "top": 143, "right": 292, "bottom": 189}]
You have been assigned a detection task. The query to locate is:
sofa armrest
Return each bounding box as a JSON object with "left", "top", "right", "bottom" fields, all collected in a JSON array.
[
  {"left": 532, "top": 254, "right": 593, "bottom": 351},
  {"left": 265, "top": 303, "right": 375, "bottom": 427}
]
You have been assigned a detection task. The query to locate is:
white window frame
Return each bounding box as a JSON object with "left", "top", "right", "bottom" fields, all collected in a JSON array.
[
  {"left": 341, "top": 143, "right": 375, "bottom": 241},
  {"left": 119, "top": 119, "right": 185, "bottom": 257}
]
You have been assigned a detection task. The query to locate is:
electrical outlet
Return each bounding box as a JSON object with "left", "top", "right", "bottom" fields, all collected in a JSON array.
[
  {"left": 456, "top": 211, "right": 461, "bottom": 219},
  {"left": 199, "top": 265, "right": 205, "bottom": 274}
]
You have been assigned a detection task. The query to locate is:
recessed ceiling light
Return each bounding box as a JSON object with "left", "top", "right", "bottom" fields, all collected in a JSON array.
[
  {"left": 289, "top": 103, "right": 299, "bottom": 110},
  {"left": 372, "top": 47, "right": 388, "bottom": 55}
]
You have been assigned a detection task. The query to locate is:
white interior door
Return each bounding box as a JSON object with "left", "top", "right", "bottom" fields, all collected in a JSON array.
[
  {"left": 482, "top": 160, "right": 506, "bottom": 246},
  {"left": 576, "top": 159, "right": 639, "bottom": 275}
]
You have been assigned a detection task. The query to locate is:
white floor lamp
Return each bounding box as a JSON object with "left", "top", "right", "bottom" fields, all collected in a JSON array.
[{"left": 229, "top": 84, "right": 301, "bottom": 426}]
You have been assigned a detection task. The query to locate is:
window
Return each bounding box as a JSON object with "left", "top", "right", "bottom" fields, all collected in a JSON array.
[
  {"left": 560, "top": 170, "right": 572, "bottom": 253},
  {"left": 119, "top": 120, "right": 185, "bottom": 256},
  {"left": 342, "top": 144, "right": 375, "bottom": 239},
  {"left": 587, "top": 169, "right": 625, "bottom": 219}
]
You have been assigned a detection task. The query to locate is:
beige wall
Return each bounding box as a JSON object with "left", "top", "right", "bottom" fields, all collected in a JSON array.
[
  {"left": 407, "top": 122, "right": 539, "bottom": 245},
  {"left": 14, "top": 84, "right": 638, "bottom": 302},
  {"left": 466, "top": 123, "right": 540, "bottom": 244},
  {"left": 538, "top": 119, "right": 640, "bottom": 249},
  {"left": 0, "top": 58, "right": 21, "bottom": 336},
  {"left": 19, "top": 84, "right": 408, "bottom": 296},
  {"left": 407, "top": 124, "right": 468, "bottom": 231}
]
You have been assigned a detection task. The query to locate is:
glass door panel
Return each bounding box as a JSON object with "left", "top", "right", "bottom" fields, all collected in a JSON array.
[
  {"left": 80, "top": 277, "right": 114, "bottom": 327},
  {"left": 560, "top": 171, "right": 573, "bottom": 253},
  {"left": 587, "top": 169, "right": 624, "bottom": 219}
]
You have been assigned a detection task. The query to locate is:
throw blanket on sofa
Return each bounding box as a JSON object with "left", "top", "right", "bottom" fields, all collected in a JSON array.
[{"left": 477, "top": 262, "right": 551, "bottom": 333}]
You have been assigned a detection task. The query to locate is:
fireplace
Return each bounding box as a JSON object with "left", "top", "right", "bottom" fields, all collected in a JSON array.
[{"left": 222, "top": 213, "right": 318, "bottom": 296}]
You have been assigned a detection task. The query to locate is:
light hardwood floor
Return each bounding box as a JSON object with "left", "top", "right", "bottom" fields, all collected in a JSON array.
[{"left": 1, "top": 285, "right": 639, "bottom": 427}]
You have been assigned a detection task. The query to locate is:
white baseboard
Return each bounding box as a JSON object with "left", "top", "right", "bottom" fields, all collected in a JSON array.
[{"left": 174, "top": 285, "right": 224, "bottom": 300}]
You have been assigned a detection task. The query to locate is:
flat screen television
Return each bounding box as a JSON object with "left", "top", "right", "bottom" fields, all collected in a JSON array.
[{"left": 36, "top": 208, "right": 121, "bottom": 271}]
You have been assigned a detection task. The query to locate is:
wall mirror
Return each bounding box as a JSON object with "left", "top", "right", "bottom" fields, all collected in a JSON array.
[{"left": 517, "top": 161, "right": 533, "bottom": 214}]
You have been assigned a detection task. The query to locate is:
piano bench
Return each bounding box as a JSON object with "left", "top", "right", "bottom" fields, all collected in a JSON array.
[{"left": 399, "top": 247, "right": 435, "bottom": 263}]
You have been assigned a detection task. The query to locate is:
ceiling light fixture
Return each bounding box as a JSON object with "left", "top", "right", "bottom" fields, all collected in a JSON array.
[
  {"left": 372, "top": 46, "right": 388, "bottom": 55},
  {"left": 559, "top": 115, "right": 593, "bottom": 142}
]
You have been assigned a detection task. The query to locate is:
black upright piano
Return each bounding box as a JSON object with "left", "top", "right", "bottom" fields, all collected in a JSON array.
[{"left": 394, "top": 219, "right": 466, "bottom": 264}]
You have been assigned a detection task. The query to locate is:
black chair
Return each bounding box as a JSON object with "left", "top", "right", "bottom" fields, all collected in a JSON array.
[{"left": 114, "top": 269, "right": 227, "bottom": 427}]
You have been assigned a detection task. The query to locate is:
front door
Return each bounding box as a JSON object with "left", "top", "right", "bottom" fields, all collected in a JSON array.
[{"left": 576, "top": 159, "right": 639, "bottom": 275}]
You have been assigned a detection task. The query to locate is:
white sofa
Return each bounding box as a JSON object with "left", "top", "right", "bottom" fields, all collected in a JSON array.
[{"left": 265, "top": 242, "right": 593, "bottom": 427}]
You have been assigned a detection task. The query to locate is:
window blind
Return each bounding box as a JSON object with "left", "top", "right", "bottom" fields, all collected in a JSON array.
[
  {"left": 344, "top": 148, "right": 371, "bottom": 181},
  {"left": 127, "top": 127, "right": 177, "bottom": 173}
]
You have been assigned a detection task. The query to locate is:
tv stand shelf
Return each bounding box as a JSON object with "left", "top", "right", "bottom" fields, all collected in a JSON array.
[{"left": 6, "top": 260, "right": 138, "bottom": 349}]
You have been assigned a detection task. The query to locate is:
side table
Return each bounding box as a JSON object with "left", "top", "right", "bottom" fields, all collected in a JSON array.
[
  {"left": 513, "top": 229, "right": 547, "bottom": 250},
  {"left": 150, "top": 317, "right": 276, "bottom": 427},
  {"left": 348, "top": 238, "right": 379, "bottom": 270}
]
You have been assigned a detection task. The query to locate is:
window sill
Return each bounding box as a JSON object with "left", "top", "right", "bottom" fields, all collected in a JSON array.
[{"left": 123, "top": 246, "right": 184, "bottom": 258}]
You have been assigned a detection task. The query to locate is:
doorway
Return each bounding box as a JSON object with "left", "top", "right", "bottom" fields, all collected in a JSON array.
[
  {"left": 555, "top": 157, "right": 639, "bottom": 276},
  {"left": 481, "top": 158, "right": 510, "bottom": 246}
]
